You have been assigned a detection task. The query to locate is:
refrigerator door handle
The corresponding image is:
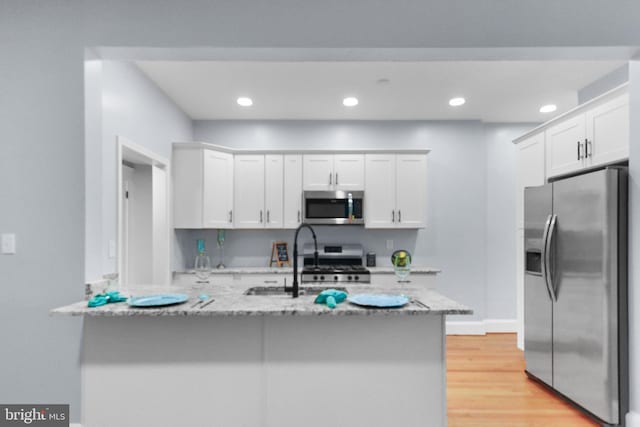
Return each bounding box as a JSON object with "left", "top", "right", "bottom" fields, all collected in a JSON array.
[
  {"left": 544, "top": 214, "right": 558, "bottom": 302},
  {"left": 541, "top": 214, "right": 553, "bottom": 300}
]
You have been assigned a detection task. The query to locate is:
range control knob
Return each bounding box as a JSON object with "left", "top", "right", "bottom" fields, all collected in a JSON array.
[
  {"left": 320, "top": 275, "right": 325, "bottom": 281},
  {"left": 334, "top": 276, "right": 339, "bottom": 281},
  {"left": 354, "top": 276, "right": 359, "bottom": 281},
  {"left": 347, "top": 275, "right": 353, "bottom": 281},
  {"left": 313, "top": 275, "right": 318, "bottom": 281}
]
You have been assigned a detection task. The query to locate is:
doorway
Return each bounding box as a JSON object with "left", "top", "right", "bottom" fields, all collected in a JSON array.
[{"left": 117, "top": 136, "right": 170, "bottom": 288}]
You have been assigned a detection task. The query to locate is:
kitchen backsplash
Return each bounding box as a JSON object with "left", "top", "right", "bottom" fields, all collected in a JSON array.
[{"left": 173, "top": 227, "right": 426, "bottom": 271}]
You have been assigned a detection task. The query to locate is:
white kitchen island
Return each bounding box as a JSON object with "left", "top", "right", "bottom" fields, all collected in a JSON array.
[{"left": 53, "top": 280, "right": 471, "bottom": 427}]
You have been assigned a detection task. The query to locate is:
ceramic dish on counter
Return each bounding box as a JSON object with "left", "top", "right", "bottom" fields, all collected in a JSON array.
[
  {"left": 347, "top": 294, "right": 409, "bottom": 308},
  {"left": 128, "top": 293, "right": 189, "bottom": 307}
]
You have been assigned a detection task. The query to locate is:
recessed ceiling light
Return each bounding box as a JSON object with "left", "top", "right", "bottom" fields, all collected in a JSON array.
[
  {"left": 343, "top": 97, "right": 359, "bottom": 107},
  {"left": 449, "top": 97, "right": 466, "bottom": 107},
  {"left": 539, "top": 104, "right": 557, "bottom": 113},
  {"left": 237, "top": 97, "right": 253, "bottom": 107}
]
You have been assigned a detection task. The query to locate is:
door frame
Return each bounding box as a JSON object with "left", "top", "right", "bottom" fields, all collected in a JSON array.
[{"left": 116, "top": 136, "right": 171, "bottom": 287}]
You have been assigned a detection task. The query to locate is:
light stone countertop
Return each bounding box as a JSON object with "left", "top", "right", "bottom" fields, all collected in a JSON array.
[
  {"left": 176, "top": 266, "right": 441, "bottom": 275},
  {"left": 52, "top": 280, "right": 470, "bottom": 317}
]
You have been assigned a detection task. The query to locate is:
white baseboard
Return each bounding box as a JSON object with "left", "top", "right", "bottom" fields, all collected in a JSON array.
[
  {"left": 627, "top": 411, "right": 640, "bottom": 427},
  {"left": 446, "top": 319, "right": 518, "bottom": 335},
  {"left": 70, "top": 424, "right": 82, "bottom": 427}
]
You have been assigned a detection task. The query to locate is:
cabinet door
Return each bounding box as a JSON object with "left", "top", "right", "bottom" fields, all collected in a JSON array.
[
  {"left": 545, "top": 114, "right": 586, "bottom": 178},
  {"left": 395, "top": 154, "right": 427, "bottom": 228},
  {"left": 364, "top": 154, "right": 396, "bottom": 228},
  {"left": 234, "top": 155, "right": 265, "bottom": 228},
  {"left": 334, "top": 154, "right": 365, "bottom": 191},
  {"left": 264, "top": 155, "right": 284, "bottom": 228},
  {"left": 516, "top": 133, "right": 545, "bottom": 229},
  {"left": 303, "top": 155, "right": 333, "bottom": 191},
  {"left": 283, "top": 154, "right": 303, "bottom": 229},
  {"left": 173, "top": 148, "right": 203, "bottom": 228},
  {"left": 586, "top": 93, "right": 629, "bottom": 167},
  {"left": 203, "top": 149, "right": 234, "bottom": 228}
]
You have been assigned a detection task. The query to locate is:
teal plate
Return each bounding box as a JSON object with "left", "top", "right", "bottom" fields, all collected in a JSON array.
[
  {"left": 347, "top": 294, "right": 410, "bottom": 308},
  {"left": 128, "top": 293, "right": 189, "bottom": 307}
]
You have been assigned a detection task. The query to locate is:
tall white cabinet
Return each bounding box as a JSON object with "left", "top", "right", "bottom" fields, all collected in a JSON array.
[
  {"left": 303, "top": 154, "right": 364, "bottom": 191},
  {"left": 365, "top": 153, "right": 427, "bottom": 229}
]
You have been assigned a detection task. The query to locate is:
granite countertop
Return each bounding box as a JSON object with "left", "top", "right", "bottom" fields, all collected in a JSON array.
[
  {"left": 176, "top": 266, "right": 441, "bottom": 275},
  {"left": 51, "top": 281, "right": 470, "bottom": 317}
]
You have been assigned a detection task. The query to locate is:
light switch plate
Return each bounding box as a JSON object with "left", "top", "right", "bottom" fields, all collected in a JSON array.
[
  {"left": 1, "top": 233, "right": 16, "bottom": 254},
  {"left": 386, "top": 239, "right": 394, "bottom": 250}
]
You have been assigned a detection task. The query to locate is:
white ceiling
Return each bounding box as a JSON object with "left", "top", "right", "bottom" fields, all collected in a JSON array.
[{"left": 136, "top": 60, "right": 625, "bottom": 122}]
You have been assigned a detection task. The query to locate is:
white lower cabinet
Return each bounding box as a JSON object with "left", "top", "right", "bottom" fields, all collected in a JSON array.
[{"left": 365, "top": 153, "right": 427, "bottom": 229}]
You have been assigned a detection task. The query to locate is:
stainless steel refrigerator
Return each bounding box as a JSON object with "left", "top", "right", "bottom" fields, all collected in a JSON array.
[{"left": 524, "top": 167, "right": 628, "bottom": 426}]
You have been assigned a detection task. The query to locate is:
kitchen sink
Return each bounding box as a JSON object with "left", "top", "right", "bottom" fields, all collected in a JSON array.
[{"left": 244, "top": 286, "right": 347, "bottom": 296}]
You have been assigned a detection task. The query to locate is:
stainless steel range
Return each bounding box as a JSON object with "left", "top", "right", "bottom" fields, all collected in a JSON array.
[{"left": 301, "top": 244, "right": 371, "bottom": 283}]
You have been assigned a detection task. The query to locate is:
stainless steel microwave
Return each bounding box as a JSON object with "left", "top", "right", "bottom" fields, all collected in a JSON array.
[{"left": 303, "top": 191, "right": 364, "bottom": 225}]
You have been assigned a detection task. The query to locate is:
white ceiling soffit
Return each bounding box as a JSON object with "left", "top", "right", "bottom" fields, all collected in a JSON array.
[{"left": 135, "top": 60, "right": 626, "bottom": 122}]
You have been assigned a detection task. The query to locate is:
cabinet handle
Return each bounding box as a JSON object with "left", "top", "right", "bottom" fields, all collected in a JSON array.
[
  {"left": 263, "top": 280, "right": 278, "bottom": 284},
  {"left": 267, "top": 210, "right": 270, "bottom": 223},
  {"left": 398, "top": 210, "right": 401, "bottom": 223},
  {"left": 586, "top": 138, "right": 592, "bottom": 157},
  {"left": 336, "top": 173, "right": 338, "bottom": 185},
  {"left": 392, "top": 210, "right": 395, "bottom": 223},
  {"left": 577, "top": 141, "right": 581, "bottom": 160},
  {"left": 229, "top": 210, "right": 233, "bottom": 223},
  {"left": 260, "top": 210, "right": 263, "bottom": 223},
  {"left": 297, "top": 210, "right": 301, "bottom": 222},
  {"left": 329, "top": 173, "right": 332, "bottom": 185}
]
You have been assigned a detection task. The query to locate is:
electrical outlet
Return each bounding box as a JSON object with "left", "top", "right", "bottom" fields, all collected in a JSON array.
[
  {"left": 1, "top": 233, "right": 16, "bottom": 254},
  {"left": 386, "top": 239, "right": 394, "bottom": 250}
]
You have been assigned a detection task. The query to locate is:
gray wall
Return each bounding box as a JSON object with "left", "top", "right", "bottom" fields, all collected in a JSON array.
[
  {"left": 4, "top": 0, "right": 640, "bottom": 423},
  {"left": 190, "top": 120, "right": 535, "bottom": 322},
  {"left": 84, "top": 60, "right": 193, "bottom": 279},
  {"left": 0, "top": 2, "right": 84, "bottom": 420},
  {"left": 578, "top": 64, "right": 630, "bottom": 104}
]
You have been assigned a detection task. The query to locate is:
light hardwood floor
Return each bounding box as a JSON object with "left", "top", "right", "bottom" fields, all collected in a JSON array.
[{"left": 447, "top": 333, "right": 600, "bottom": 427}]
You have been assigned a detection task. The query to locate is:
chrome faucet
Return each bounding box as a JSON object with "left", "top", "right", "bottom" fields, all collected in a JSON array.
[{"left": 287, "top": 223, "right": 318, "bottom": 298}]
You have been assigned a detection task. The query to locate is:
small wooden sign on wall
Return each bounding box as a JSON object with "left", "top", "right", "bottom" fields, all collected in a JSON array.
[{"left": 270, "top": 241, "right": 290, "bottom": 267}]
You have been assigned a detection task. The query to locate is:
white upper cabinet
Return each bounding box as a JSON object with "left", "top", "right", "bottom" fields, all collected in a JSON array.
[
  {"left": 364, "top": 154, "right": 396, "bottom": 228},
  {"left": 234, "top": 154, "right": 285, "bottom": 229},
  {"left": 264, "top": 155, "right": 284, "bottom": 228},
  {"left": 395, "top": 155, "right": 427, "bottom": 228},
  {"left": 283, "top": 154, "right": 303, "bottom": 229},
  {"left": 365, "top": 153, "right": 427, "bottom": 229},
  {"left": 233, "top": 155, "right": 265, "bottom": 228},
  {"left": 303, "top": 155, "right": 333, "bottom": 191},
  {"left": 173, "top": 146, "right": 233, "bottom": 229},
  {"left": 545, "top": 114, "right": 586, "bottom": 178},
  {"left": 546, "top": 90, "right": 629, "bottom": 179},
  {"left": 586, "top": 93, "right": 629, "bottom": 167},
  {"left": 303, "top": 154, "right": 364, "bottom": 191},
  {"left": 334, "top": 154, "right": 365, "bottom": 191},
  {"left": 203, "top": 149, "right": 234, "bottom": 228}
]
